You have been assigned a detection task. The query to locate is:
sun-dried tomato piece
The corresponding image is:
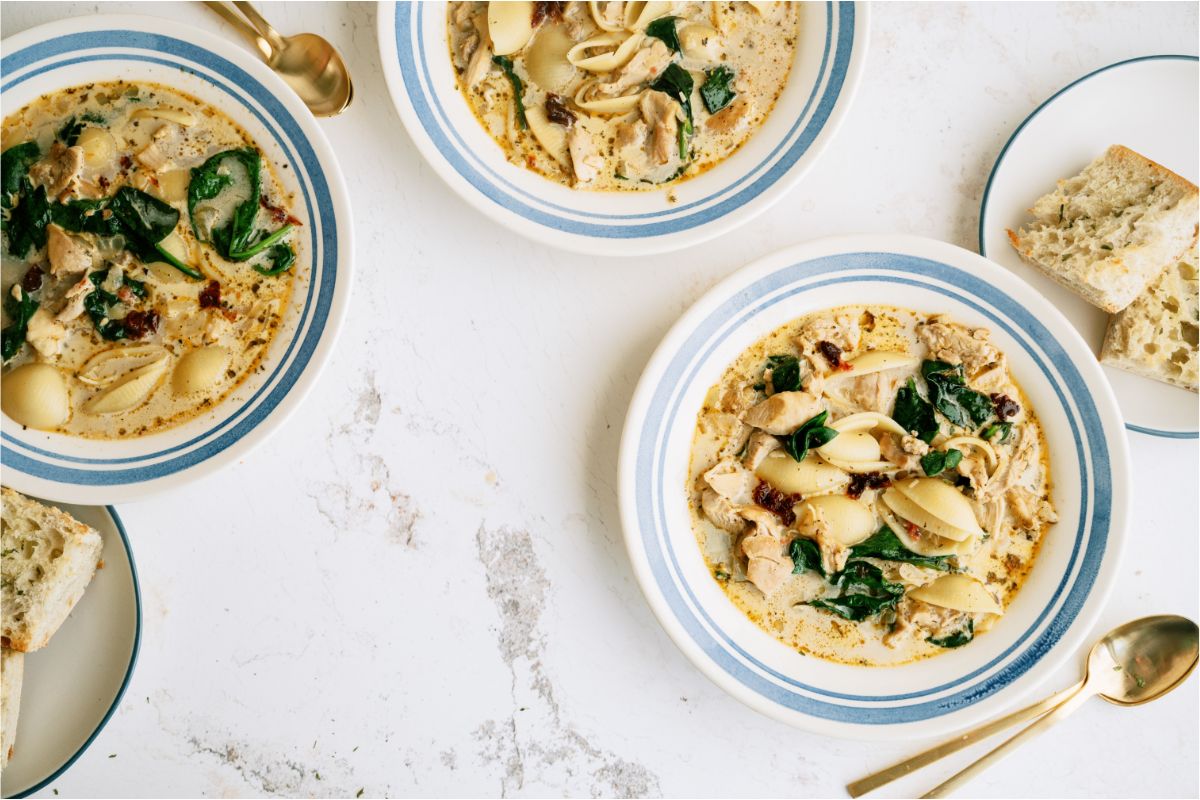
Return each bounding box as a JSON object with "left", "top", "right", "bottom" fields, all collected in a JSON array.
[
  {"left": 198, "top": 280, "right": 222, "bottom": 309},
  {"left": 990, "top": 393, "right": 1020, "bottom": 420},
  {"left": 847, "top": 472, "right": 891, "bottom": 500},
  {"left": 532, "top": 1, "right": 565, "bottom": 25},
  {"left": 753, "top": 481, "right": 800, "bottom": 527},
  {"left": 122, "top": 309, "right": 160, "bottom": 339},
  {"left": 545, "top": 93, "right": 576, "bottom": 127},
  {"left": 20, "top": 266, "right": 43, "bottom": 293}
]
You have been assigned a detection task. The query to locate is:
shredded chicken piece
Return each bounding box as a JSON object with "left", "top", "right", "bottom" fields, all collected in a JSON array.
[
  {"left": 55, "top": 274, "right": 96, "bottom": 322},
  {"left": 794, "top": 313, "right": 861, "bottom": 372},
  {"left": 738, "top": 506, "right": 792, "bottom": 596},
  {"left": 880, "top": 433, "right": 927, "bottom": 472},
  {"left": 639, "top": 90, "right": 682, "bottom": 165},
  {"left": 25, "top": 307, "right": 68, "bottom": 359},
  {"left": 839, "top": 371, "right": 899, "bottom": 415},
  {"left": 795, "top": 503, "right": 852, "bottom": 575},
  {"left": 883, "top": 598, "right": 971, "bottom": 647},
  {"left": 702, "top": 458, "right": 756, "bottom": 505},
  {"left": 567, "top": 125, "right": 604, "bottom": 184},
  {"left": 599, "top": 40, "right": 672, "bottom": 95},
  {"left": 613, "top": 117, "right": 651, "bottom": 178},
  {"left": 701, "top": 488, "right": 748, "bottom": 534},
  {"left": 1007, "top": 485, "right": 1057, "bottom": 528},
  {"left": 741, "top": 430, "right": 780, "bottom": 470},
  {"left": 916, "top": 316, "right": 1004, "bottom": 378},
  {"left": 741, "top": 390, "right": 823, "bottom": 435},
  {"left": 28, "top": 142, "right": 85, "bottom": 200},
  {"left": 976, "top": 428, "right": 1035, "bottom": 503},
  {"left": 135, "top": 124, "right": 179, "bottom": 172},
  {"left": 46, "top": 224, "right": 96, "bottom": 276},
  {"left": 464, "top": 41, "right": 493, "bottom": 86}
]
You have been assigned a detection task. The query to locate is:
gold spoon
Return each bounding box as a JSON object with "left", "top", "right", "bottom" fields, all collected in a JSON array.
[
  {"left": 203, "top": 1, "right": 354, "bottom": 117},
  {"left": 848, "top": 615, "right": 1199, "bottom": 798}
]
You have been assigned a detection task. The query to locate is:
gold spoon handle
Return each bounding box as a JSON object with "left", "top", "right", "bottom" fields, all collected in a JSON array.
[
  {"left": 232, "top": 1, "right": 286, "bottom": 51},
  {"left": 203, "top": 1, "right": 274, "bottom": 62},
  {"left": 920, "top": 686, "right": 1095, "bottom": 798},
  {"left": 846, "top": 680, "right": 1084, "bottom": 797}
]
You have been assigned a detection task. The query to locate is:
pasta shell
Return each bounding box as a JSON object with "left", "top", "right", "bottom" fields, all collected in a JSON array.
[
  {"left": 755, "top": 451, "right": 849, "bottom": 496},
  {"left": 799, "top": 496, "right": 875, "bottom": 546},
  {"left": 567, "top": 31, "right": 644, "bottom": 73},
  {"left": 84, "top": 360, "right": 167, "bottom": 415},
  {"left": 488, "top": 1, "right": 536, "bottom": 56},
  {"left": 843, "top": 351, "right": 920, "bottom": 377},
  {"left": 894, "top": 478, "right": 985, "bottom": 538},
  {"left": 525, "top": 105, "right": 569, "bottom": 166},
  {"left": 679, "top": 23, "right": 720, "bottom": 63},
  {"left": 1, "top": 363, "right": 69, "bottom": 430},
  {"left": 130, "top": 106, "right": 197, "bottom": 126},
  {"left": 587, "top": 0, "right": 626, "bottom": 31},
  {"left": 78, "top": 345, "right": 170, "bottom": 387},
  {"left": 525, "top": 24, "right": 580, "bottom": 94},
  {"left": 829, "top": 411, "right": 908, "bottom": 437},
  {"left": 910, "top": 574, "right": 1002, "bottom": 615},
  {"left": 882, "top": 487, "right": 975, "bottom": 542},
  {"left": 877, "top": 503, "right": 971, "bottom": 557},
  {"left": 942, "top": 436, "right": 999, "bottom": 469},
  {"left": 173, "top": 346, "right": 232, "bottom": 396},
  {"left": 817, "top": 430, "right": 880, "bottom": 464},
  {"left": 574, "top": 81, "right": 643, "bottom": 115},
  {"left": 623, "top": 1, "right": 672, "bottom": 30},
  {"left": 75, "top": 126, "right": 116, "bottom": 167}
]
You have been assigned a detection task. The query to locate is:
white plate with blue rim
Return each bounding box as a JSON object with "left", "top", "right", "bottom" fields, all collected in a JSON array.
[
  {"left": 0, "top": 15, "right": 353, "bottom": 504},
  {"left": 1, "top": 499, "right": 140, "bottom": 799},
  {"left": 980, "top": 55, "right": 1199, "bottom": 440},
  {"left": 376, "top": 1, "right": 869, "bottom": 256},
  {"left": 618, "top": 235, "right": 1130, "bottom": 739}
]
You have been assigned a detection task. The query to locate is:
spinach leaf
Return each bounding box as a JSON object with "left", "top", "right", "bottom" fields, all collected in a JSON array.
[
  {"left": 188, "top": 149, "right": 292, "bottom": 266},
  {"left": 765, "top": 354, "right": 802, "bottom": 393},
  {"left": 920, "top": 447, "right": 963, "bottom": 477},
  {"left": 84, "top": 269, "right": 150, "bottom": 341},
  {"left": 982, "top": 421, "right": 1013, "bottom": 443},
  {"left": 700, "top": 65, "right": 737, "bottom": 114},
  {"left": 808, "top": 561, "right": 905, "bottom": 622},
  {"left": 5, "top": 182, "right": 52, "bottom": 258},
  {"left": 892, "top": 377, "right": 938, "bottom": 443},
  {"left": 847, "top": 526, "right": 951, "bottom": 571},
  {"left": 1, "top": 287, "right": 39, "bottom": 362},
  {"left": 108, "top": 186, "right": 203, "bottom": 279},
  {"left": 645, "top": 16, "right": 680, "bottom": 53},
  {"left": 922, "top": 360, "right": 993, "bottom": 428},
  {"left": 782, "top": 410, "right": 838, "bottom": 463},
  {"left": 252, "top": 243, "right": 295, "bottom": 276},
  {"left": 57, "top": 116, "right": 84, "bottom": 146},
  {"left": 1, "top": 142, "right": 39, "bottom": 208},
  {"left": 928, "top": 618, "right": 974, "bottom": 648},
  {"left": 492, "top": 55, "right": 528, "bottom": 129},
  {"left": 52, "top": 198, "right": 122, "bottom": 236},
  {"left": 790, "top": 538, "right": 824, "bottom": 577},
  {"left": 649, "top": 63, "right": 694, "bottom": 158}
]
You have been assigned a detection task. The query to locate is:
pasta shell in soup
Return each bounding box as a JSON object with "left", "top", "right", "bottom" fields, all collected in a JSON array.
[
  {"left": 842, "top": 351, "right": 921, "bottom": 377},
  {"left": 573, "top": 81, "right": 643, "bottom": 115},
  {"left": 525, "top": 105, "right": 570, "bottom": 166},
  {"left": 910, "top": 574, "right": 1002, "bottom": 615},
  {"left": 755, "top": 451, "right": 849, "bottom": 496},
  {"left": 588, "top": 0, "right": 627, "bottom": 32},
  {"left": 816, "top": 430, "right": 880, "bottom": 464},
  {"left": 2, "top": 363, "right": 70, "bottom": 430},
  {"left": 567, "top": 31, "right": 644, "bottom": 73},
  {"left": 623, "top": 1, "right": 673, "bottom": 30},
  {"left": 798, "top": 496, "right": 875, "bottom": 546},
  {"left": 829, "top": 411, "right": 908, "bottom": 436},
  {"left": 75, "top": 126, "right": 116, "bottom": 167},
  {"left": 894, "top": 478, "right": 985, "bottom": 538},
  {"left": 881, "top": 488, "right": 975, "bottom": 542},
  {"left": 525, "top": 24, "right": 580, "bottom": 94},
  {"left": 173, "top": 346, "right": 232, "bottom": 396},
  {"left": 488, "top": 1, "right": 536, "bottom": 56},
  {"left": 78, "top": 344, "right": 170, "bottom": 387},
  {"left": 83, "top": 360, "right": 168, "bottom": 415},
  {"left": 679, "top": 24, "right": 721, "bottom": 63}
]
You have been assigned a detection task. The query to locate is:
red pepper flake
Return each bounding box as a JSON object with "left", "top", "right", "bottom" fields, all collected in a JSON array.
[
  {"left": 905, "top": 521, "right": 921, "bottom": 539},
  {"left": 990, "top": 393, "right": 1020, "bottom": 420},
  {"left": 122, "top": 309, "right": 160, "bottom": 339},
  {"left": 198, "top": 280, "right": 222, "bottom": 309},
  {"left": 753, "top": 481, "right": 800, "bottom": 527},
  {"left": 847, "top": 472, "right": 891, "bottom": 500},
  {"left": 116, "top": 286, "right": 136, "bottom": 304},
  {"left": 532, "top": 1, "right": 565, "bottom": 25},
  {"left": 20, "top": 266, "right": 44, "bottom": 293}
]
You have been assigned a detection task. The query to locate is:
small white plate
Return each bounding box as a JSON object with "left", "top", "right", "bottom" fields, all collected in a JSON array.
[
  {"left": 377, "top": 2, "right": 869, "bottom": 256},
  {"left": 1, "top": 15, "right": 354, "bottom": 503},
  {"left": 980, "top": 55, "right": 1199, "bottom": 439},
  {"left": 618, "top": 235, "right": 1129, "bottom": 739},
  {"left": 1, "top": 502, "right": 140, "bottom": 799}
]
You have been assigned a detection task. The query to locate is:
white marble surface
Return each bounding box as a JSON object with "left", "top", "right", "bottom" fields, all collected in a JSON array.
[{"left": 3, "top": 2, "right": 1199, "bottom": 797}]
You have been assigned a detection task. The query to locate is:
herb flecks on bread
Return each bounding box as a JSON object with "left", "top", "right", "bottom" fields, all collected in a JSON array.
[
  {"left": 1101, "top": 245, "right": 1199, "bottom": 392},
  {"left": 1, "top": 488, "right": 102, "bottom": 652},
  {"left": 1007, "top": 145, "right": 1199, "bottom": 313}
]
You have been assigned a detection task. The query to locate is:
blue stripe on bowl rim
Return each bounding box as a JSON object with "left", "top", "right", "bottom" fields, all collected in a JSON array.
[
  {"left": 10, "top": 505, "right": 142, "bottom": 799},
  {"left": 633, "top": 252, "right": 1110, "bottom": 723},
  {"left": 392, "top": 2, "right": 856, "bottom": 237},
  {"left": 0, "top": 30, "right": 338, "bottom": 485},
  {"left": 977, "top": 53, "right": 1200, "bottom": 440}
]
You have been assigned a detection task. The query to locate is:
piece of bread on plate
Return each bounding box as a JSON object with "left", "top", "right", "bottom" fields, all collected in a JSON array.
[
  {"left": 1100, "top": 244, "right": 1199, "bottom": 392},
  {"left": 1, "top": 487, "right": 103, "bottom": 652},
  {"left": 1, "top": 647, "right": 22, "bottom": 770},
  {"left": 1006, "top": 144, "right": 1198, "bottom": 312}
]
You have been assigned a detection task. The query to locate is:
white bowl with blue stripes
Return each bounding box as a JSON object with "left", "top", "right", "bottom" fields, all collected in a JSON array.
[
  {"left": 377, "top": 2, "right": 869, "bottom": 256},
  {"left": 618, "top": 235, "right": 1130, "bottom": 739},
  {"left": 1, "top": 16, "right": 353, "bottom": 505}
]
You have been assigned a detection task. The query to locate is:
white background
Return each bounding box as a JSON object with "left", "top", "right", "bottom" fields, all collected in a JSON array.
[{"left": 3, "top": 2, "right": 1198, "bottom": 798}]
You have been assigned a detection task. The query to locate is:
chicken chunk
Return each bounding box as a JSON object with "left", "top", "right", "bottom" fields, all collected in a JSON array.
[
  {"left": 24, "top": 307, "right": 68, "bottom": 359},
  {"left": 879, "top": 433, "right": 928, "bottom": 472},
  {"left": 599, "top": 40, "right": 672, "bottom": 95},
  {"left": 741, "top": 430, "right": 780, "bottom": 470},
  {"left": 55, "top": 274, "right": 96, "bottom": 323},
  {"left": 639, "top": 90, "right": 683, "bottom": 165},
  {"left": 464, "top": 42, "right": 493, "bottom": 87},
  {"left": 46, "top": 224, "right": 97, "bottom": 276},
  {"left": 28, "top": 142, "right": 85, "bottom": 200},
  {"left": 794, "top": 503, "right": 852, "bottom": 575},
  {"left": 795, "top": 312, "right": 862, "bottom": 372},
  {"left": 916, "top": 317, "right": 1003, "bottom": 378},
  {"left": 135, "top": 124, "right": 179, "bottom": 172},
  {"left": 883, "top": 598, "right": 972, "bottom": 647},
  {"left": 701, "top": 488, "right": 748, "bottom": 535},
  {"left": 741, "top": 390, "right": 824, "bottom": 435},
  {"left": 702, "top": 458, "right": 756, "bottom": 505},
  {"left": 1007, "top": 485, "right": 1057, "bottom": 528},
  {"left": 567, "top": 125, "right": 604, "bottom": 184},
  {"left": 738, "top": 507, "right": 793, "bottom": 596}
]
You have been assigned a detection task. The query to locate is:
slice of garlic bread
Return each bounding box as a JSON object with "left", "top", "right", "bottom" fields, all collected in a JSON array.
[
  {"left": 1, "top": 488, "right": 102, "bottom": 652},
  {"left": 1007, "top": 145, "right": 1198, "bottom": 312},
  {"left": 1, "top": 647, "right": 22, "bottom": 770},
  {"left": 1101, "top": 244, "right": 1199, "bottom": 392}
]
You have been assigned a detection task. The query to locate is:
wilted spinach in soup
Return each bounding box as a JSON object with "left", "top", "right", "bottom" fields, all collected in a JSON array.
[
  {"left": 448, "top": 1, "right": 801, "bottom": 191},
  {"left": 688, "top": 306, "right": 1057, "bottom": 666},
  {"left": 0, "top": 81, "right": 300, "bottom": 438}
]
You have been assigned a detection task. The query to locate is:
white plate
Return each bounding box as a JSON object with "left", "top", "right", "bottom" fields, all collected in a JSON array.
[
  {"left": 980, "top": 55, "right": 1199, "bottom": 439},
  {"left": 1, "top": 502, "right": 140, "bottom": 799},
  {"left": 0, "top": 15, "right": 354, "bottom": 503},
  {"left": 376, "top": 1, "right": 869, "bottom": 256},
  {"left": 618, "top": 235, "right": 1130, "bottom": 740}
]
